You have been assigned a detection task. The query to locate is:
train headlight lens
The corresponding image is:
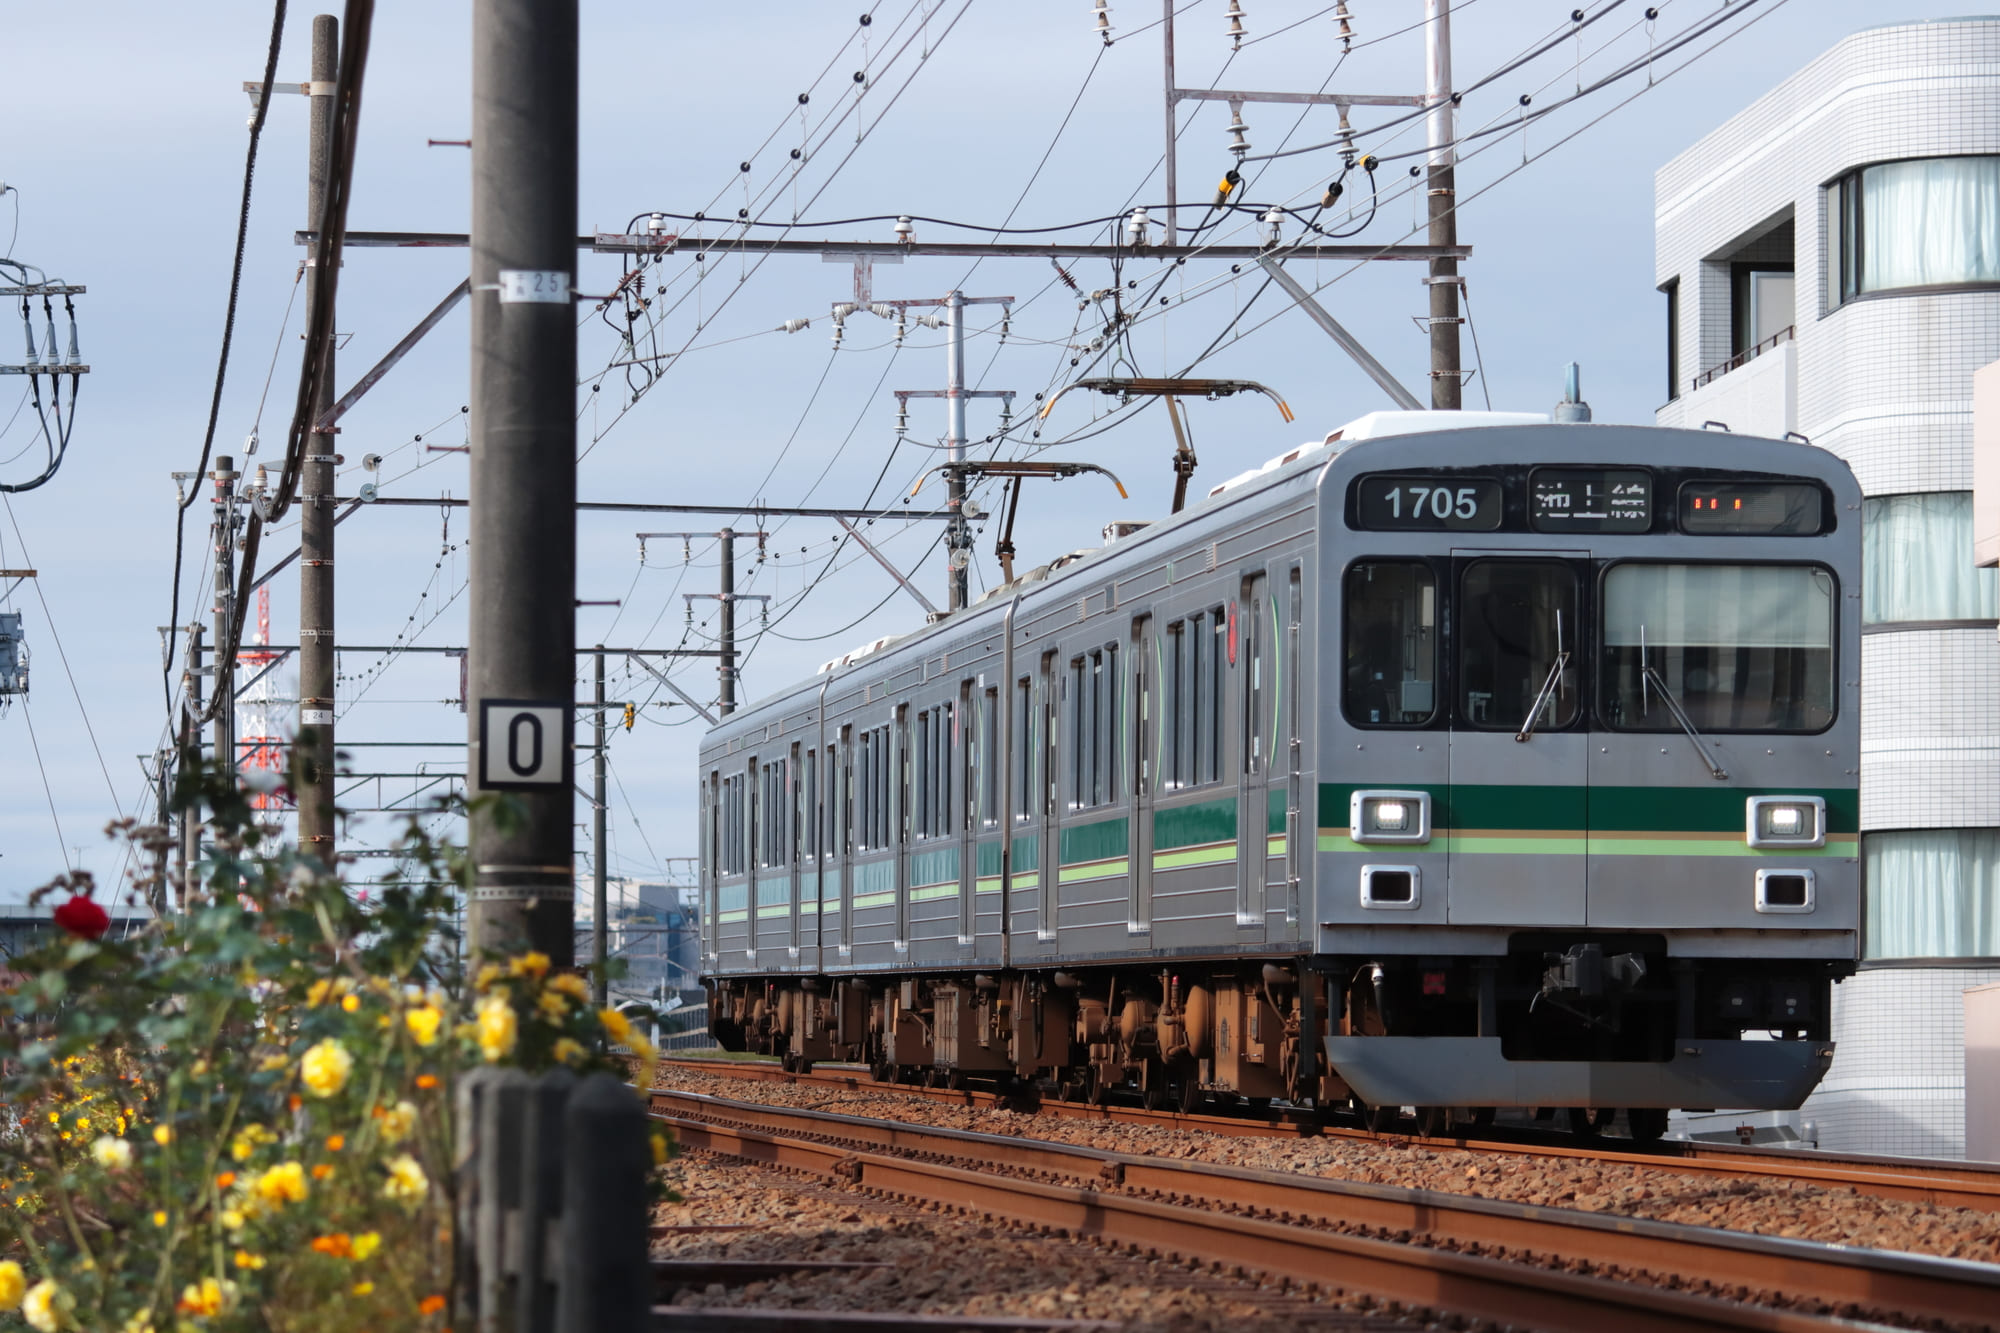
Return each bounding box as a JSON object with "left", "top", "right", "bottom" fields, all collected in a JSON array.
[
  {"left": 1371, "top": 801, "right": 1409, "bottom": 832},
  {"left": 1350, "top": 790, "right": 1430, "bottom": 843},
  {"left": 1745, "top": 796, "right": 1826, "bottom": 848}
]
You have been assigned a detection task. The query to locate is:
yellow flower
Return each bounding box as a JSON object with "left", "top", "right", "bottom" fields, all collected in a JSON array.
[
  {"left": 627, "top": 1034, "right": 657, "bottom": 1063},
  {"left": 22, "top": 1278, "right": 70, "bottom": 1332},
  {"left": 219, "top": 1209, "right": 245, "bottom": 1232},
  {"left": 120, "top": 1312, "right": 154, "bottom": 1333},
  {"left": 475, "top": 994, "right": 517, "bottom": 1063},
  {"left": 175, "top": 1277, "right": 234, "bottom": 1317},
  {"left": 0, "top": 1260, "right": 25, "bottom": 1310},
  {"left": 114, "top": 1116, "right": 125, "bottom": 1134},
  {"left": 650, "top": 1129, "right": 671, "bottom": 1166},
  {"left": 151, "top": 1125, "right": 172, "bottom": 1146},
  {"left": 251, "top": 1161, "right": 308, "bottom": 1209},
  {"left": 43, "top": 1113, "right": 55, "bottom": 1125},
  {"left": 383, "top": 1153, "right": 428, "bottom": 1205},
  {"left": 75, "top": 1118, "right": 88, "bottom": 1132},
  {"left": 548, "top": 973, "right": 589, "bottom": 1002},
  {"left": 508, "top": 951, "right": 551, "bottom": 980},
  {"left": 89, "top": 1136, "right": 133, "bottom": 1170},
  {"left": 306, "top": 978, "right": 335, "bottom": 1007},
  {"left": 232, "top": 1249, "right": 264, "bottom": 1271},
  {"left": 151, "top": 1211, "right": 168, "bottom": 1229},
  {"left": 257, "top": 1053, "right": 291, "bottom": 1072},
  {"left": 598, "top": 1007, "right": 633, "bottom": 1045},
  {"left": 229, "top": 1123, "right": 276, "bottom": 1162},
  {"left": 552, "top": 1038, "right": 585, "bottom": 1066},
  {"left": 474, "top": 963, "right": 504, "bottom": 992},
  {"left": 536, "top": 990, "right": 569, "bottom": 1021},
  {"left": 403, "top": 1003, "right": 443, "bottom": 1048},
  {"left": 351, "top": 1281, "right": 375, "bottom": 1296},
  {"left": 300, "top": 1039, "right": 354, "bottom": 1098},
  {"left": 341, "top": 993, "right": 361, "bottom": 1013},
  {"left": 379, "top": 1100, "right": 419, "bottom": 1146},
  {"left": 351, "top": 1231, "right": 382, "bottom": 1261}
]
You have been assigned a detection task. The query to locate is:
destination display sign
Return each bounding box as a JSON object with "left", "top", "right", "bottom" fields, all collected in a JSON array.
[
  {"left": 1680, "top": 479, "right": 1825, "bottom": 535},
  {"left": 1528, "top": 467, "right": 1652, "bottom": 533},
  {"left": 1355, "top": 475, "right": 1504, "bottom": 531}
]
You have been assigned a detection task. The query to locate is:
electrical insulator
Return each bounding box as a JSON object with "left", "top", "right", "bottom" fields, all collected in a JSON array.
[
  {"left": 1262, "top": 207, "right": 1284, "bottom": 245},
  {"left": 895, "top": 403, "right": 910, "bottom": 434},
  {"left": 895, "top": 314, "right": 908, "bottom": 345},
  {"left": 1126, "top": 207, "right": 1149, "bottom": 247},
  {"left": 1338, "top": 105, "right": 1357, "bottom": 168},
  {"left": 63, "top": 305, "right": 79, "bottom": 366},
  {"left": 1226, "top": 106, "right": 1252, "bottom": 160},
  {"left": 646, "top": 211, "right": 667, "bottom": 234},
  {"left": 780, "top": 318, "right": 811, "bottom": 333},
  {"left": 1091, "top": 1, "right": 1112, "bottom": 43},
  {"left": 869, "top": 302, "right": 896, "bottom": 319},
  {"left": 41, "top": 305, "right": 58, "bottom": 367},
  {"left": 998, "top": 403, "right": 1013, "bottom": 431},
  {"left": 1334, "top": 0, "right": 1354, "bottom": 53},
  {"left": 19, "top": 303, "right": 34, "bottom": 362},
  {"left": 894, "top": 215, "right": 915, "bottom": 244},
  {"left": 999, "top": 309, "right": 1010, "bottom": 341},
  {"left": 682, "top": 538, "right": 691, "bottom": 562},
  {"left": 1226, "top": 0, "right": 1247, "bottom": 48}
]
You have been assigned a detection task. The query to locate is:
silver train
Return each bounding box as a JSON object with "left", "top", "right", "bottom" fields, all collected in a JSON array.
[{"left": 697, "top": 414, "right": 1860, "bottom": 1140}]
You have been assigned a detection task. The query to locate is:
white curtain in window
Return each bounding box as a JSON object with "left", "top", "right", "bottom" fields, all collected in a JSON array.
[
  {"left": 1861, "top": 492, "right": 2000, "bottom": 622},
  {"left": 1603, "top": 563, "right": 1832, "bottom": 647},
  {"left": 1865, "top": 829, "right": 2000, "bottom": 959},
  {"left": 1861, "top": 157, "right": 2000, "bottom": 291}
]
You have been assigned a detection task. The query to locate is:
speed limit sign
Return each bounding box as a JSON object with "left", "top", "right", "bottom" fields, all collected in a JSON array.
[{"left": 478, "top": 699, "right": 570, "bottom": 789}]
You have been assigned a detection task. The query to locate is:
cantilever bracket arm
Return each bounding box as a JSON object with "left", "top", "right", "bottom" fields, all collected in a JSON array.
[
  {"left": 911, "top": 460, "right": 1129, "bottom": 501},
  {"left": 1256, "top": 257, "right": 1424, "bottom": 411},
  {"left": 627, "top": 653, "right": 718, "bottom": 726},
  {"left": 1038, "top": 377, "right": 1294, "bottom": 424}
]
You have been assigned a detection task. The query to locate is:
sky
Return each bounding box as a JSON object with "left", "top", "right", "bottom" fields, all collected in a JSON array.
[{"left": 0, "top": 0, "right": 1948, "bottom": 900}]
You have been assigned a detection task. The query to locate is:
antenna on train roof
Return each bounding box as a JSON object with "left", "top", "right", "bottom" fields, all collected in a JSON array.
[{"left": 1553, "top": 362, "right": 1592, "bottom": 424}]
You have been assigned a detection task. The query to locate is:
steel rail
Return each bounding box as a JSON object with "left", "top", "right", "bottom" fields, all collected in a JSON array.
[
  {"left": 657, "top": 1057, "right": 2000, "bottom": 1214},
  {"left": 658, "top": 1105, "right": 1931, "bottom": 1333},
  {"left": 653, "top": 1087, "right": 2000, "bottom": 1330}
]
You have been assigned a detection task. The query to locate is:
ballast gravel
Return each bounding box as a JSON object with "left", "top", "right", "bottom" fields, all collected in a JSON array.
[
  {"left": 654, "top": 1149, "right": 1431, "bottom": 1331},
  {"left": 652, "top": 1062, "right": 2000, "bottom": 1267}
]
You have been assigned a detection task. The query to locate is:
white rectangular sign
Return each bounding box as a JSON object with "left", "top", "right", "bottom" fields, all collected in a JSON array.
[
  {"left": 479, "top": 700, "right": 568, "bottom": 788},
  {"left": 497, "top": 269, "right": 570, "bottom": 305}
]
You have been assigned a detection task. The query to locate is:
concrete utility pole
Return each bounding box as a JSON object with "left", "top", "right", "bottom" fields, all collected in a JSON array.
[
  {"left": 467, "top": 0, "right": 579, "bottom": 962},
  {"left": 1425, "top": 0, "right": 1463, "bottom": 411},
  {"left": 298, "top": 12, "right": 340, "bottom": 865},
  {"left": 592, "top": 645, "right": 608, "bottom": 1007},
  {"left": 211, "top": 458, "right": 239, "bottom": 785},
  {"left": 180, "top": 623, "right": 204, "bottom": 907},
  {"left": 944, "top": 291, "right": 971, "bottom": 612}
]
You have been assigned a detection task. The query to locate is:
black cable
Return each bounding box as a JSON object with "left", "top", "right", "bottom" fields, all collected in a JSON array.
[{"left": 164, "top": 0, "right": 286, "bottom": 717}]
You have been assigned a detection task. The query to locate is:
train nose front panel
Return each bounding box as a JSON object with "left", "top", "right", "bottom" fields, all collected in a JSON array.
[{"left": 1445, "top": 554, "right": 1589, "bottom": 926}]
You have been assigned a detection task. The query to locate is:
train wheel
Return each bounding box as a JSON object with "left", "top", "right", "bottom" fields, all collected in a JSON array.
[
  {"left": 1086, "top": 1072, "right": 1108, "bottom": 1107},
  {"left": 1177, "top": 1076, "right": 1204, "bottom": 1115},
  {"left": 1359, "top": 1101, "right": 1399, "bottom": 1134},
  {"left": 1142, "top": 1077, "right": 1168, "bottom": 1113},
  {"left": 1471, "top": 1106, "right": 1496, "bottom": 1128},
  {"left": 869, "top": 1059, "right": 892, "bottom": 1084},
  {"left": 1415, "top": 1106, "right": 1451, "bottom": 1138},
  {"left": 1057, "top": 1077, "right": 1078, "bottom": 1103},
  {"left": 946, "top": 1069, "right": 966, "bottom": 1091},
  {"left": 1627, "top": 1108, "right": 1669, "bottom": 1144},
  {"left": 1567, "top": 1107, "right": 1612, "bottom": 1138}
]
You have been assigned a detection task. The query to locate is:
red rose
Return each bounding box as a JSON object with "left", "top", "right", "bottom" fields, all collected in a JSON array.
[{"left": 52, "top": 895, "right": 109, "bottom": 940}]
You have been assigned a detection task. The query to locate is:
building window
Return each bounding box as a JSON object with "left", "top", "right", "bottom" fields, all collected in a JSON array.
[
  {"left": 1862, "top": 492, "right": 2000, "bottom": 623},
  {"left": 1732, "top": 264, "right": 1794, "bottom": 356},
  {"left": 1865, "top": 829, "right": 2000, "bottom": 959},
  {"left": 1663, "top": 278, "right": 1680, "bottom": 402},
  {"left": 1828, "top": 156, "right": 2000, "bottom": 305}
]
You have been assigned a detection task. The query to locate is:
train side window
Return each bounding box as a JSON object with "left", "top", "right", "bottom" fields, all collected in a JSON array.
[
  {"left": 1459, "top": 560, "right": 1578, "bottom": 731},
  {"left": 915, "top": 709, "right": 933, "bottom": 839},
  {"left": 803, "top": 748, "right": 818, "bottom": 862},
  {"left": 1343, "top": 561, "right": 1439, "bottom": 727},
  {"left": 1068, "top": 657, "right": 1087, "bottom": 809},
  {"left": 981, "top": 686, "right": 1000, "bottom": 827},
  {"left": 1100, "top": 644, "right": 1120, "bottom": 805},
  {"left": 1204, "top": 608, "right": 1226, "bottom": 784},
  {"left": 1163, "top": 621, "right": 1185, "bottom": 787},
  {"left": 836, "top": 730, "right": 852, "bottom": 855},
  {"left": 1014, "top": 677, "right": 1033, "bottom": 821}
]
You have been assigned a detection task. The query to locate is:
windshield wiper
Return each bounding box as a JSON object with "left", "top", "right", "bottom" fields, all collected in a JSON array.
[
  {"left": 1514, "top": 650, "right": 1571, "bottom": 743},
  {"left": 1643, "top": 664, "right": 1729, "bottom": 780}
]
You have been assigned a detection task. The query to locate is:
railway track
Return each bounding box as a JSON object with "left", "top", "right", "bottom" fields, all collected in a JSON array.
[
  {"left": 651, "top": 1083, "right": 2000, "bottom": 1333},
  {"left": 659, "top": 1055, "right": 2000, "bottom": 1215}
]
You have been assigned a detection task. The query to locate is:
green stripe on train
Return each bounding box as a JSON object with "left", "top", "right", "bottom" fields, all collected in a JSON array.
[{"left": 1317, "top": 782, "right": 1859, "bottom": 835}]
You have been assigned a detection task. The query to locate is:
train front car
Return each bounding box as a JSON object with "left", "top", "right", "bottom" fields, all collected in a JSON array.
[{"left": 1319, "top": 423, "right": 1860, "bottom": 1139}]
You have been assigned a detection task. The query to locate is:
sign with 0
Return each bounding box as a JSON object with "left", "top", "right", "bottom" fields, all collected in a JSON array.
[{"left": 478, "top": 699, "right": 570, "bottom": 788}]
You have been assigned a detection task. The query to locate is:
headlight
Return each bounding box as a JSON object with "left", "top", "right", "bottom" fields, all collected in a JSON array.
[
  {"left": 1350, "top": 790, "right": 1430, "bottom": 844},
  {"left": 1745, "top": 796, "right": 1826, "bottom": 849}
]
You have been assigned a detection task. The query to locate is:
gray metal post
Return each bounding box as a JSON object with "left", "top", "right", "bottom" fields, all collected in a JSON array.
[
  {"left": 211, "top": 458, "right": 238, "bottom": 783},
  {"left": 151, "top": 748, "right": 172, "bottom": 915},
  {"left": 1162, "top": 0, "right": 1177, "bottom": 248},
  {"left": 467, "top": 0, "right": 579, "bottom": 961},
  {"left": 475, "top": 1069, "right": 531, "bottom": 1332},
  {"left": 592, "top": 646, "right": 608, "bottom": 1008},
  {"left": 945, "top": 290, "right": 968, "bottom": 612},
  {"left": 298, "top": 12, "right": 340, "bottom": 865},
  {"left": 1425, "top": 0, "right": 1462, "bottom": 411},
  {"left": 555, "top": 1074, "right": 652, "bottom": 1333},
  {"left": 514, "top": 1067, "right": 575, "bottom": 1333},
  {"left": 718, "top": 528, "right": 736, "bottom": 716},
  {"left": 179, "top": 623, "right": 202, "bottom": 907}
]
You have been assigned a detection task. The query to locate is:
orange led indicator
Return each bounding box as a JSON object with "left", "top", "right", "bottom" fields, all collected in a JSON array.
[{"left": 1733, "top": 498, "right": 1742, "bottom": 509}]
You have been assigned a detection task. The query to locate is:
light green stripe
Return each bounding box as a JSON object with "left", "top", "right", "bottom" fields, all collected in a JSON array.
[
  {"left": 975, "top": 875, "right": 1003, "bottom": 892},
  {"left": 852, "top": 891, "right": 895, "bottom": 908},
  {"left": 1153, "top": 841, "right": 1235, "bottom": 870},
  {"left": 802, "top": 901, "right": 819, "bottom": 915},
  {"left": 911, "top": 884, "right": 958, "bottom": 901},
  {"left": 756, "top": 905, "right": 789, "bottom": 918},
  {"left": 720, "top": 910, "right": 749, "bottom": 923},
  {"left": 1059, "top": 858, "right": 1130, "bottom": 884},
  {"left": 1011, "top": 872, "right": 1039, "bottom": 890}
]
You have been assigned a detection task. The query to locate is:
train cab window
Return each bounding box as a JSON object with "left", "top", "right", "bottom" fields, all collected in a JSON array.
[
  {"left": 1601, "top": 563, "right": 1835, "bottom": 732},
  {"left": 1343, "top": 561, "right": 1438, "bottom": 726},
  {"left": 1459, "top": 561, "right": 1578, "bottom": 731}
]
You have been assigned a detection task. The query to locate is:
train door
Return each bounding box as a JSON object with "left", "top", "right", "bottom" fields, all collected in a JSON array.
[
  {"left": 895, "top": 705, "right": 911, "bottom": 952},
  {"left": 745, "top": 758, "right": 761, "bottom": 963},
  {"left": 701, "top": 771, "right": 718, "bottom": 964},
  {"left": 958, "top": 680, "right": 977, "bottom": 947},
  {"left": 1447, "top": 553, "right": 1589, "bottom": 925},
  {"left": 1129, "top": 616, "right": 1155, "bottom": 936},
  {"left": 789, "top": 742, "right": 803, "bottom": 959},
  {"left": 1235, "top": 573, "right": 1269, "bottom": 939},
  {"left": 1283, "top": 566, "right": 1304, "bottom": 935},
  {"left": 1039, "top": 652, "right": 1061, "bottom": 949},
  {"left": 837, "top": 729, "right": 854, "bottom": 956}
]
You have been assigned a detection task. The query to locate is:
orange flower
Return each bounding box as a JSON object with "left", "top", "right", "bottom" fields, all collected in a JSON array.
[
  {"left": 287, "top": 1094, "right": 303, "bottom": 1113},
  {"left": 215, "top": 1171, "right": 236, "bottom": 1191},
  {"left": 418, "top": 1294, "right": 447, "bottom": 1316},
  {"left": 310, "top": 1232, "right": 354, "bottom": 1258},
  {"left": 415, "top": 1074, "right": 439, "bottom": 1092},
  {"left": 325, "top": 1134, "right": 345, "bottom": 1153},
  {"left": 311, "top": 1163, "right": 334, "bottom": 1181}
]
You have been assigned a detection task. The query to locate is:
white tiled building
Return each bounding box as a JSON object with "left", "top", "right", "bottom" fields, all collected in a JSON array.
[{"left": 1656, "top": 19, "right": 2000, "bottom": 1157}]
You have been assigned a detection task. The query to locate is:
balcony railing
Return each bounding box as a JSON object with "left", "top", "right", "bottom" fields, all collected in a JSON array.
[{"left": 1692, "top": 323, "right": 1794, "bottom": 390}]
